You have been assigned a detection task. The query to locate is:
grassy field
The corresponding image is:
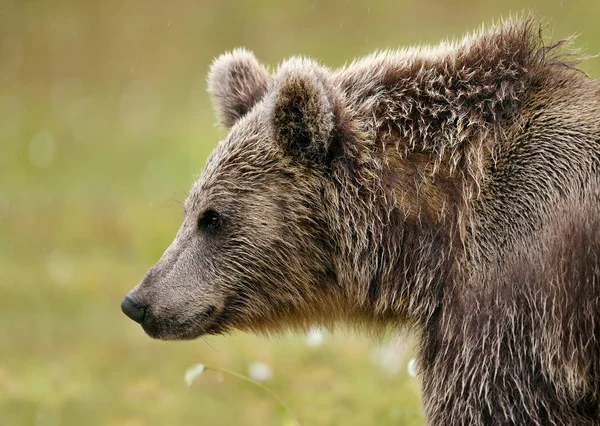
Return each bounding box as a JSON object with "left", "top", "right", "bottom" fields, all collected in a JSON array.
[{"left": 2, "top": 1, "right": 600, "bottom": 425}]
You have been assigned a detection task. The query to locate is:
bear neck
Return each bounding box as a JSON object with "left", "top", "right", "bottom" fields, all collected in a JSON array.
[
  {"left": 326, "top": 155, "right": 461, "bottom": 327},
  {"left": 326, "top": 19, "right": 579, "bottom": 327}
]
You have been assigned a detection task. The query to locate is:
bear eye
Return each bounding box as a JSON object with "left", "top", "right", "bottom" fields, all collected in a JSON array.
[{"left": 198, "top": 210, "right": 221, "bottom": 232}]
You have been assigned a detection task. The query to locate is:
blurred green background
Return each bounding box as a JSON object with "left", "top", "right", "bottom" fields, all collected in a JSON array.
[{"left": 1, "top": 1, "right": 599, "bottom": 425}]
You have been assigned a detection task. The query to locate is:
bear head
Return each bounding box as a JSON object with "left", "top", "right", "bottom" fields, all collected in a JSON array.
[{"left": 121, "top": 49, "right": 368, "bottom": 339}]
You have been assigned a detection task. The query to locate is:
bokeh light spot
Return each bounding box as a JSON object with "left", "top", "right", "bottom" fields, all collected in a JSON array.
[
  {"left": 28, "top": 131, "right": 56, "bottom": 169},
  {"left": 46, "top": 250, "right": 74, "bottom": 286},
  {"left": 248, "top": 362, "right": 272, "bottom": 382},
  {"left": 119, "top": 81, "right": 161, "bottom": 137}
]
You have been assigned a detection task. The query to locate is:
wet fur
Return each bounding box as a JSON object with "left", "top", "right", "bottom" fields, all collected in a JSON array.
[{"left": 132, "top": 17, "right": 600, "bottom": 425}]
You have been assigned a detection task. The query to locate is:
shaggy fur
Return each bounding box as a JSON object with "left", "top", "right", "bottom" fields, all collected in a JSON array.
[{"left": 123, "top": 17, "right": 600, "bottom": 425}]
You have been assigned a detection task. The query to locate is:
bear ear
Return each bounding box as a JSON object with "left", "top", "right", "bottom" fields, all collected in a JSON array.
[
  {"left": 207, "top": 48, "right": 270, "bottom": 128},
  {"left": 270, "top": 59, "right": 341, "bottom": 165}
]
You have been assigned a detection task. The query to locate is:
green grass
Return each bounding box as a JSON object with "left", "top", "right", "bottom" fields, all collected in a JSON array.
[
  {"left": 2, "top": 1, "right": 600, "bottom": 424},
  {"left": 0, "top": 252, "right": 423, "bottom": 426},
  {"left": 0, "top": 94, "right": 424, "bottom": 426}
]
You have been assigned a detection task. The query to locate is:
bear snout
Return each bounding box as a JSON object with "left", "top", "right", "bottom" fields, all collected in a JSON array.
[{"left": 121, "top": 294, "right": 147, "bottom": 324}]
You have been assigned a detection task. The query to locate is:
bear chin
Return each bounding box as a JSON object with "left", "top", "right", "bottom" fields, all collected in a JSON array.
[{"left": 141, "top": 305, "right": 227, "bottom": 340}]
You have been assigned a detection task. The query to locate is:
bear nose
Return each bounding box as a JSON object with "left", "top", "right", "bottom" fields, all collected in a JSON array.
[{"left": 121, "top": 295, "right": 147, "bottom": 324}]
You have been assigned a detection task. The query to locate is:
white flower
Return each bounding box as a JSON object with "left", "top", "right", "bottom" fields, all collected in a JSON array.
[
  {"left": 248, "top": 362, "right": 272, "bottom": 382},
  {"left": 371, "top": 335, "right": 413, "bottom": 375},
  {"left": 408, "top": 358, "right": 418, "bottom": 378},
  {"left": 184, "top": 364, "right": 206, "bottom": 386},
  {"left": 305, "top": 327, "right": 325, "bottom": 347}
]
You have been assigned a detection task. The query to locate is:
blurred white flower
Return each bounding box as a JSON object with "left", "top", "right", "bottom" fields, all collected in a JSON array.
[
  {"left": 46, "top": 250, "right": 74, "bottom": 285},
  {"left": 305, "top": 327, "right": 325, "bottom": 347},
  {"left": 29, "top": 131, "right": 56, "bottom": 169},
  {"left": 408, "top": 358, "right": 418, "bottom": 378},
  {"left": 372, "top": 345, "right": 401, "bottom": 375},
  {"left": 184, "top": 363, "right": 206, "bottom": 386},
  {"left": 248, "top": 362, "right": 272, "bottom": 382},
  {"left": 371, "top": 336, "right": 412, "bottom": 375}
]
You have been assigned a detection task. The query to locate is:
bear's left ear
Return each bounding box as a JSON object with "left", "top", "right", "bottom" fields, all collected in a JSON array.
[
  {"left": 269, "top": 59, "right": 344, "bottom": 165},
  {"left": 208, "top": 48, "right": 270, "bottom": 128}
]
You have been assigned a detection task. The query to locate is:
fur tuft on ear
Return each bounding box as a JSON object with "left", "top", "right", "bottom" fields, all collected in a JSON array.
[
  {"left": 270, "top": 59, "right": 340, "bottom": 165},
  {"left": 207, "top": 48, "right": 270, "bottom": 128}
]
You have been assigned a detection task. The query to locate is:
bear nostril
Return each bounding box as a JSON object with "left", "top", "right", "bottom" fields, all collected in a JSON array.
[{"left": 121, "top": 295, "right": 147, "bottom": 324}]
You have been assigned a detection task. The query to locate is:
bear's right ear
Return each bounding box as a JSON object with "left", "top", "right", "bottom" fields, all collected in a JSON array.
[
  {"left": 207, "top": 48, "right": 270, "bottom": 128},
  {"left": 269, "top": 59, "right": 344, "bottom": 166}
]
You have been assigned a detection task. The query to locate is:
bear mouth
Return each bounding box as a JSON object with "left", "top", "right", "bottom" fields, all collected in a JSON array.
[{"left": 141, "top": 305, "right": 223, "bottom": 340}]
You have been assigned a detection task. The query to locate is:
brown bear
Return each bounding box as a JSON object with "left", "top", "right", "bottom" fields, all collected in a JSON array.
[{"left": 122, "top": 17, "right": 600, "bottom": 425}]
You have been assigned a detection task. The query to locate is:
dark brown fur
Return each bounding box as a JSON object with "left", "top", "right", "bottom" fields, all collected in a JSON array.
[{"left": 123, "top": 17, "right": 600, "bottom": 425}]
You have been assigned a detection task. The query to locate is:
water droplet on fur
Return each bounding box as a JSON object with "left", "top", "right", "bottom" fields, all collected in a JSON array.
[
  {"left": 29, "top": 131, "right": 56, "bottom": 169},
  {"left": 184, "top": 363, "right": 206, "bottom": 386},
  {"left": 248, "top": 362, "right": 272, "bottom": 382}
]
